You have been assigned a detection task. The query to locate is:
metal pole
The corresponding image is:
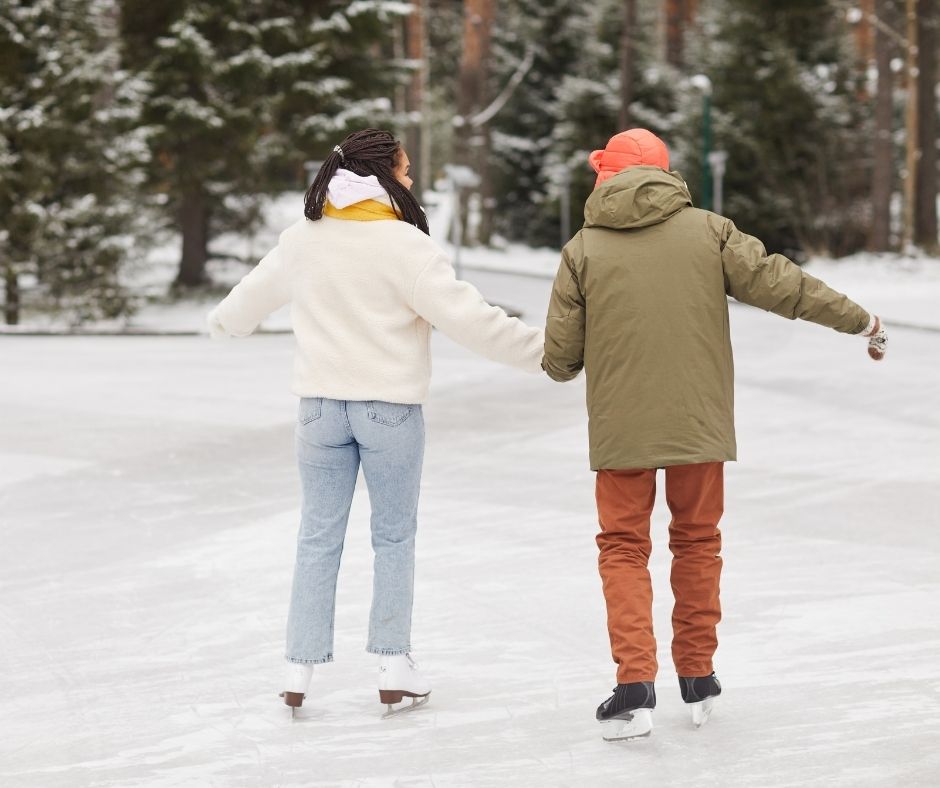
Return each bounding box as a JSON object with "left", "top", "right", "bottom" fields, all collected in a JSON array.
[
  {"left": 419, "top": 0, "right": 432, "bottom": 202},
  {"left": 701, "top": 92, "right": 713, "bottom": 211},
  {"left": 708, "top": 151, "right": 728, "bottom": 215},
  {"left": 452, "top": 180, "right": 463, "bottom": 279},
  {"left": 304, "top": 160, "right": 324, "bottom": 187},
  {"left": 713, "top": 161, "right": 724, "bottom": 215},
  {"left": 560, "top": 167, "right": 571, "bottom": 248}
]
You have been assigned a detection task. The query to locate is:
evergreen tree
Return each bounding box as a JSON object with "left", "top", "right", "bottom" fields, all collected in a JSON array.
[
  {"left": 425, "top": 0, "right": 464, "bottom": 175},
  {"left": 487, "top": 0, "right": 589, "bottom": 247},
  {"left": 120, "top": 0, "right": 409, "bottom": 288},
  {"left": 0, "top": 0, "right": 142, "bottom": 325},
  {"left": 914, "top": 0, "right": 938, "bottom": 251},
  {"left": 695, "top": 0, "right": 871, "bottom": 256},
  {"left": 488, "top": 0, "right": 676, "bottom": 247}
]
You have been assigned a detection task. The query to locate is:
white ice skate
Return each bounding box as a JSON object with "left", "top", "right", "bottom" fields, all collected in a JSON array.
[
  {"left": 378, "top": 653, "right": 431, "bottom": 718},
  {"left": 280, "top": 662, "right": 313, "bottom": 716},
  {"left": 689, "top": 697, "right": 715, "bottom": 728},
  {"left": 600, "top": 708, "right": 654, "bottom": 741},
  {"left": 679, "top": 673, "right": 721, "bottom": 729}
]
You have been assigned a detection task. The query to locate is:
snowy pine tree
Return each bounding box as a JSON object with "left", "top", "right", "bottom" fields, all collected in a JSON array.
[
  {"left": 121, "top": 0, "right": 410, "bottom": 288},
  {"left": 488, "top": 0, "right": 675, "bottom": 247},
  {"left": 694, "top": 0, "right": 871, "bottom": 256},
  {"left": 487, "top": 0, "right": 590, "bottom": 247},
  {"left": 0, "top": 0, "right": 143, "bottom": 325}
]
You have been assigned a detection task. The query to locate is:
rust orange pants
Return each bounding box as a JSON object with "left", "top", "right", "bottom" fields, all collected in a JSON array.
[{"left": 595, "top": 462, "right": 724, "bottom": 684}]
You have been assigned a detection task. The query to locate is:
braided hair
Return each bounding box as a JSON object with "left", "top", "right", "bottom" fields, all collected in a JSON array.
[{"left": 304, "top": 128, "right": 429, "bottom": 235}]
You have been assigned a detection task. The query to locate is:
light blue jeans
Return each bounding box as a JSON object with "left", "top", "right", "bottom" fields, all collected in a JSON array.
[{"left": 286, "top": 397, "right": 424, "bottom": 664}]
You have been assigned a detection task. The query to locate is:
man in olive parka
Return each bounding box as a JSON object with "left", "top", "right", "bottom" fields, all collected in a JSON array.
[{"left": 542, "top": 128, "right": 887, "bottom": 740}]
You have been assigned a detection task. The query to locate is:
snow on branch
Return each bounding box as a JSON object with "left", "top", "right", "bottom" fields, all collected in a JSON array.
[
  {"left": 345, "top": 1, "right": 414, "bottom": 17},
  {"left": 834, "top": 1, "right": 917, "bottom": 54},
  {"left": 465, "top": 46, "right": 536, "bottom": 129}
]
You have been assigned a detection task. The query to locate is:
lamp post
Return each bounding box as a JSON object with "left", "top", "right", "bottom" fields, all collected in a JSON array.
[
  {"left": 304, "top": 160, "right": 324, "bottom": 187},
  {"left": 707, "top": 150, "right": 728, "bottom": 215},
  {"left": 690, "top": 74, "right": 713, "bottom": 211},
  {"left": 559, "top": 166, "right": 572, "bottom": 249},
  {"left": 443, "top": 164, "right": 481, "bottom": 279}
]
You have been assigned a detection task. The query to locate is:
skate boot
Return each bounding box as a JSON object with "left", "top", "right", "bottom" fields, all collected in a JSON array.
[
  {"left": 596, "top": 681, "right": 655, "bottom": 741},
  {"left": 378, "top": 653, "right": 431, "bottom": 718},
  {"left": 679, "top": 672, "right": 721, "bottom": 728},
  {"left": 280, "top": 662, "right": 313, "bottom": 714}
]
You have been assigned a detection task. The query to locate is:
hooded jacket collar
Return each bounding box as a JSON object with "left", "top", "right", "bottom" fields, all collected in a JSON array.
[
  {"left": 583, "top": 166, "right": 692, "bottom": 230},
  {"left": 327, "top": 168, "right": 392, "bottom": 209}
]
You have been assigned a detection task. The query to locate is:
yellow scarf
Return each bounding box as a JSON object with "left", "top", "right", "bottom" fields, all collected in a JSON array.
[{"left": 323, "top": 199, "right": 398, "bottom": 221}]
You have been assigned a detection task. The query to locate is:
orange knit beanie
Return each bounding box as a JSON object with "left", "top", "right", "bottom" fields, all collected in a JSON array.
[{"left": 588, "top": 129, "right": 670, "bottom": 188}]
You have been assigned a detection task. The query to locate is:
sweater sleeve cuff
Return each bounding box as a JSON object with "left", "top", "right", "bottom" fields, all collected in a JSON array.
[
  {"left": 207, "top": 309, "right": 229, "bottom": 339},
  {"left": 857, "top": 313, "right": 876, "bottom": 336}
]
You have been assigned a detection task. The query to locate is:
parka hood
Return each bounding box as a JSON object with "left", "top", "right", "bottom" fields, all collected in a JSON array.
[{"left": 583, "top": 166, "right": 692, "bottom": 230}]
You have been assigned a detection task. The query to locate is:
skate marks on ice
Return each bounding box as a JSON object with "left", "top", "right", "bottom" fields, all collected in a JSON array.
[{"left": 3, "top": 286, "right": 940, "bottom": 785}]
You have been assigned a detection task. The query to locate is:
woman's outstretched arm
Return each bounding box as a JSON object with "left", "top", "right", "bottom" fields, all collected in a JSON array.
[
  {"left": 410, "top": 252, "right": 544, "bottom": 372},
  {"left": 207, "top": 247, "right": 291, "bottom": 337}
]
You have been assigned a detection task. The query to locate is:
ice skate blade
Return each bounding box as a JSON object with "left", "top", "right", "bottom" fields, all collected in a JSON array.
[
  {"left": 690, "top": 697, "right": 715, "bottom": 728},
  {"left": 600, "top": 708, "right": 653, "bottom": 741},
  {"left": 381, "top": 692, "right": 430, "bottom": 719}
]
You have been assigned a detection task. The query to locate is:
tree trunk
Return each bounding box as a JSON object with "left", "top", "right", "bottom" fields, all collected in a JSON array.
[
  {"left": 854, "top": 0, "right": 877, "bottom": 61},
  {"left": 915, "top": 0, "right": 938, "bottom": 250},
  {"left": 91, "top": 0, "right": 121, "bottom": 110},
  {"left": 404, "top": 0, "right": 429, "bottom": 201},
  {"left": 456, "top": 0, "right": 495, "bottom": 246},
  {"left": 870, "top": 0, "right": 895, "bottom": 251},
  {"left": 456, "top": 0, "right": 494, "bottom": 131},
  {"left": 619, "top": 0, "right": 637, "bottom": 128},
  {"left": 392, "top": 15, "right": 407, "bottom": 117},
  {"left": 418, "top": 0, "right": 432, "bottom": 205},
  {"left": 175, "top": 188, "right": 209, "bottom": 287},
  {"left": 664, "top": 0, "right": 697, "bottom": 67},
  {"left": 478, "top": 127, "right": 495, "bottom": 245},
  {"left": 4, "top": 265, "right": 20, "bottom": 325},
  {"left": 902, "top": 0, "right": 919, "bottom": 250}
]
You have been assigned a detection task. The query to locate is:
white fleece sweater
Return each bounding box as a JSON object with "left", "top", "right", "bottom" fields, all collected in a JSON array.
[{"left": 208, "top": 212, "right": 545, "bottom": 404}]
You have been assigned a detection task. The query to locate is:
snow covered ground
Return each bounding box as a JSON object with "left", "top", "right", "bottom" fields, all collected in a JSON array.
[{"left": 2, "top": 263, "right": 939, "bottom": 787}]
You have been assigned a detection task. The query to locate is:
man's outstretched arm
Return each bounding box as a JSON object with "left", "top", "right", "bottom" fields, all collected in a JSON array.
[{"left": 714, "top": 216, "right": 887, "bottom": 360}]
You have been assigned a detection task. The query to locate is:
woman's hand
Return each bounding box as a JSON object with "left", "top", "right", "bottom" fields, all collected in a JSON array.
[{"left": 207, "top": 310, "right": 228, "bottom": 339}]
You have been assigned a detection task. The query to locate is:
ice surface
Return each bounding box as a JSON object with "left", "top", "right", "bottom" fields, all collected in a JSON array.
[{"left": 2, "top": 268, "right": 939, "bottom": 787}]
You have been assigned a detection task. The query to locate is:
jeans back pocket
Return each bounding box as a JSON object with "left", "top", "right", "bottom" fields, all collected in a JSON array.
[
  {"left": 366, "top": 401, "right": 414, "bottom": 427},
  {"left": 299, "top": 397, "right": 323, "bottom": 425}
]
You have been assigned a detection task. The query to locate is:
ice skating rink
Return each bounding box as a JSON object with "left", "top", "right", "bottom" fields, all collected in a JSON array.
[{"left": 2, "top": 270, "right": 939, "bottom": 787}]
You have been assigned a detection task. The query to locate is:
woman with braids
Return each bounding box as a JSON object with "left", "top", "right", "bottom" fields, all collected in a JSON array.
[{"left": 207, "top": 129, "right": 544, "bottom": 717}]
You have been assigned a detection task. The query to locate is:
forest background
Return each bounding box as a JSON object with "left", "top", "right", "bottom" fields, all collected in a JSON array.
[{"left": 0, "top": 0, "right": 936, "bottom": 326}]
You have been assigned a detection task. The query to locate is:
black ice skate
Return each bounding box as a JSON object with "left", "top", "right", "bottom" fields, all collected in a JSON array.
[
  {"left": 596, "top": 681, "right": 656, "bottom": 741},
  {"left": 679, "top": 672, "right": 721, "bottom": 728}
]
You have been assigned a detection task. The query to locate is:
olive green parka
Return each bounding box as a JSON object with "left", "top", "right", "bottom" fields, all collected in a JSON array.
[{"left": 542, "top": 166, "right": 870, "bottom": 470}]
